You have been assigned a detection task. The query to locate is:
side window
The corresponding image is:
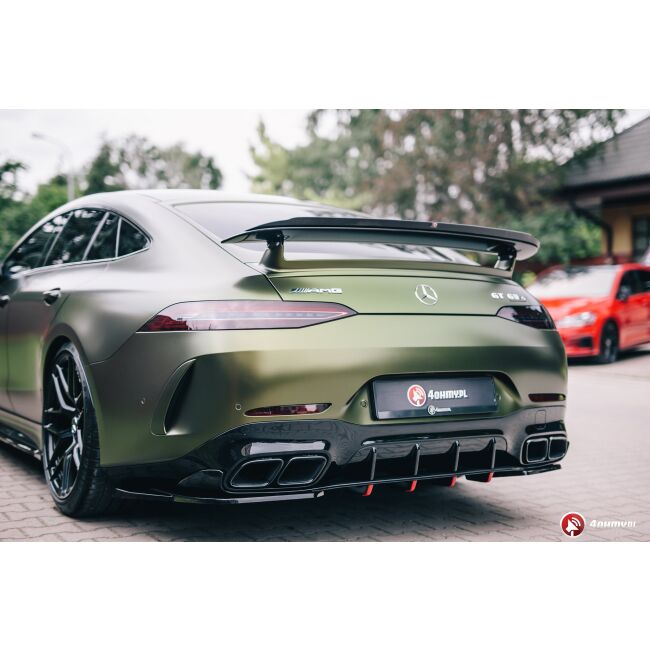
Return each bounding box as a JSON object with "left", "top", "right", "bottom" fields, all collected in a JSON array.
[
  {"left": 86, "top": 212, "right": 119, "bottom": 261},
  {"left": 118, "top": 219, "right": 148, "bottom": 256},
  {"left": 45, "top": 209, "right": 105, "bottom": 267},
  {"left": 618, "top": 271, "right": 640, "bottom": 298},
  {"left": 638, "top": 270, "right": 650, "bottom": 293},
  {"left": 3, "top": 213, "right": 68, "bottom": 276}
]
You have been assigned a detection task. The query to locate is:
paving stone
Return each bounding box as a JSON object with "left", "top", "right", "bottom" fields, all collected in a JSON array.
[{"left": 1, "top": 347, "right": 649, "bottom": 542}]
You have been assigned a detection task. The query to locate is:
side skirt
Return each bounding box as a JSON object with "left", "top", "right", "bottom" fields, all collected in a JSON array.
[{"left": 0, "top": 425, "right": 42, "bottom": 459}]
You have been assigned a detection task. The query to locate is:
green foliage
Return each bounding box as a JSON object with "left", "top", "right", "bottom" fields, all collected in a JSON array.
[
  {"left": 0, "top": 134, "right": 223, "bottom": 258},
  {"left": 0, "top": 173, "right": 68, "bottom": 258},
  {"left": 507, "top": 207, "right": 603, "bottom": 265},
  {"left": 250, "top": 109, "right": 623, "bottom": 263},
  {"left": 84, "top": 135, "right": 222, "bottom": 194}
]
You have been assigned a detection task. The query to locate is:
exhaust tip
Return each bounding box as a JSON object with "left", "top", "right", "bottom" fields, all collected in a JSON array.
[
  {"left": 230, "top": 458, "right": 283, "bottom": 488},
  {"left": 524, "top": 438, "right": 549, "bottom": 463},
  {"left": 548, "top": 436, "right": 569, "bottom": 461},
  {"left": 277, "top": 455, "right": 327, "bottom": 487}
]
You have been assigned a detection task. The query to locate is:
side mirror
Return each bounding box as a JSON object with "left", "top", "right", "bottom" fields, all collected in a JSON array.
[{"left": 617, "top": 285, "right": 632, "bottom": 302}]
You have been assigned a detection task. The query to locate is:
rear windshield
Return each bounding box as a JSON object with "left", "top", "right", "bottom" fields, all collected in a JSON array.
[
  {"left": 528, "top": 266, "right": 618, "bottom": 298},
  {"left": 175, "top": 202, "right": 480, "bottom": 266}
]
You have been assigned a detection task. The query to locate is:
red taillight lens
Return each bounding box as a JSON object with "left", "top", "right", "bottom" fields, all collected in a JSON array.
[
  {"left": 245, "top": 403, "right": 331, "bottom": 417},
  {"left": 139, "top": 300, "right": 356, "bottom": 332}
]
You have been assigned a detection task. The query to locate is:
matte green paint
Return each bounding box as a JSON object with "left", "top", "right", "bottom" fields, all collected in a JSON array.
[{"left": 0, "top": 190, "right": 567, "bottom": 470}]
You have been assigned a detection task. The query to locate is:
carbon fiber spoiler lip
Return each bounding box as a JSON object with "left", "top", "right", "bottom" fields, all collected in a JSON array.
[{"left": 221, "top": 217, "right": 540, "bottom": 266}]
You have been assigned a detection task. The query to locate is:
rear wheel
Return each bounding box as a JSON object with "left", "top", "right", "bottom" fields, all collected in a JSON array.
[
  {"left": 596, "top": 321, "right": 619, "bottom": 364},
  {"left": 42, "top": 342, "right": 118, "bottom": 517}
]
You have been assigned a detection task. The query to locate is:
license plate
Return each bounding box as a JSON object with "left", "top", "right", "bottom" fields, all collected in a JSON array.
[{"left": 372, "top": 376, "right": 498, "bottom": 420}]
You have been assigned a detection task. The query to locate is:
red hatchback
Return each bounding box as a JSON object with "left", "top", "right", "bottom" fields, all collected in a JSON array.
[{"left": 528, "top": 264, "right": 650, "bottom": 363}]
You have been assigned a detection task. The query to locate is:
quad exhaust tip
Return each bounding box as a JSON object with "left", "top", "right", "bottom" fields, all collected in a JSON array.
[
  {"left": 277, "top": 456, "right": 327, "bottom": 487},
  {"left": 230, "top": 458, "right": 284, "bottom": 489},
  {"left": 523, "top": 435, "right": 568, "bottom": 464},
  {"left": 230, "top": 455, "right": 328, "bottom": 489}
]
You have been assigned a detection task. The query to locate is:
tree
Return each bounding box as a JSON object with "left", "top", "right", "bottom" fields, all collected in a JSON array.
[
  {"left": 0, "top": 159, "right": 25, "bottom": 211},
  {"left": 0, "top": 134, "right": 225, "bottom": 259},
  {"left": 84, "top": 135, "right": 222, "bottom": 194},
  {"left": 0, "top": 165, "right": 68, "bottom": 258},
  {"left": 250, "top": 109, "right": 624, "bottom": 263}
]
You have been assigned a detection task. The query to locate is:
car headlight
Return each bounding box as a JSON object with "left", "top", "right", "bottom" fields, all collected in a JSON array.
[{"left": 556, "top": 311, "right": 597, "bottom": 329}]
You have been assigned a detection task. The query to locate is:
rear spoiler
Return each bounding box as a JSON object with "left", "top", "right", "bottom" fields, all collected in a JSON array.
[{"left": 221, "top": 217, "right": 539, "bottom": 273}]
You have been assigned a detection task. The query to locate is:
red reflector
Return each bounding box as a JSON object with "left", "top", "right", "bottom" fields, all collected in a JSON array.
[
  {"left": 486, "top": 472, "right": 493, "bottom": 483},
  {"left": 529, "top": 393, "right": 566, "bottom": 403},
  {"left": 139, "top": 300, "right": 356, "bottom": 332},
  {"left": 362, "top": 485, "right": 374, "bottom": 497},
  {"left": 407, "top": 480, "right": 418, "bottom": 493},
  {"left": 449, "top": 476, "right": 457, "bottom": 487},
  {"left": 245, "top": 403, "right": 330, "bottom": 417}
]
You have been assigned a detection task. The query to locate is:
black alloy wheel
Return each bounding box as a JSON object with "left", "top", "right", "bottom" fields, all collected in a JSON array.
[
  {"left": 43, "top": 348, "right": 85, "bottom": 498},
  {"left": 42, "top": 342, "right": 117, "bottom": 516},
  {"left": 597, "top": 321, "right": 619, "bottom": 364}
]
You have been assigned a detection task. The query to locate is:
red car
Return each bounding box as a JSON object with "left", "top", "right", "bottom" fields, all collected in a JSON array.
[{"left": 528, "top": 264, "right": 650, "bottom": 363}]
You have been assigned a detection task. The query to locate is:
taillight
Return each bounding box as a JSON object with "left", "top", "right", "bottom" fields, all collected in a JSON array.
[
  {"left": 139, "top": 300, "right": 356, "bottom": 332},
  {"left": 245, "top": 403, "right": 331, "bottom": 417},
  {"left": 497, "top": 305, "right": 555, "bottom": 330}
]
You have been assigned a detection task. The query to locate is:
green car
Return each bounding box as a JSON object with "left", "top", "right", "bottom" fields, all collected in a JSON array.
[{"left": 0, "top": 190, "right": 568, "bottom": 517}]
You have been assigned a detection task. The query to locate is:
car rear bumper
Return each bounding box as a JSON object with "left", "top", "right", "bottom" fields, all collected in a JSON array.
[
  {"left": 88, "top": 314, "right": 568, "bottom": 467},
  {"left": 106, "top": 406, "right": 568, "bottom": 501}
]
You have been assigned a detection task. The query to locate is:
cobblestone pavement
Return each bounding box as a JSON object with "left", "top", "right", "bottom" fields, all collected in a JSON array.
[{"left": 2, "top": 347, "right": 649, "bottom": 542}]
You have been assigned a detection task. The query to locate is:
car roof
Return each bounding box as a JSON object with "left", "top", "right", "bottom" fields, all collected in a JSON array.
[{"left": 82, "top": 189, "right": 328, "bottom": 208}]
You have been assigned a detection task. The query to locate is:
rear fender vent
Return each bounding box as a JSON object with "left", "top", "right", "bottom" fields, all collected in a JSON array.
[{"left": 162, "top": 361, "right": 195, "bottom": 435}]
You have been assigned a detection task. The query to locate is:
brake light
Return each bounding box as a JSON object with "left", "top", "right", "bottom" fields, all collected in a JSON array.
[
  {"left": 245, "top": 403, "right": 331, "bottom": 417},
  {"left": 497, "top": 305, "right": 555, "bottom": 330},
  {"left": 139, "top": 300, "right": 356, "bottom": 332}
]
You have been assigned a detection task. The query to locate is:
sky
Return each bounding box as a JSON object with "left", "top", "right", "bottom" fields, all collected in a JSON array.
[
  {"left": 0, "top": 110, "right": 311, "bottom": 194},
  {"left": 1, "top": 109, "right": 649, "bottom": 195}
]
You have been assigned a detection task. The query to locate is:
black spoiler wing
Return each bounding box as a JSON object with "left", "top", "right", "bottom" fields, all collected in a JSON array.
[{"left": 221, "top": 217, "right": 539, "bottom": 272}]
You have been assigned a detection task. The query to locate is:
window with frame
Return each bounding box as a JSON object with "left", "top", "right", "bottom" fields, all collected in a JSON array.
[
  {"left": 86, "top": 212, "right": 119, "bottom": 261},
  {"left": 45, "top": 209, "right": 106, "bottom": 266},
  {"left": 3, "top": 210, "right": 149, "bottom": 277},
  {"left": 3, "top": 213, "right": 69, "bottom": 276},
  {"left": 618, "top": 270, "right": 640, "bottom": 297},
  {"left": 632, "top": 216, "right": 650, "bottom": 259},
  {"left": 117, "top": 219, "right": 149, "bottom": 256},
  {"left": 638, "top": 270, "right": 650, "bottom": 293}
]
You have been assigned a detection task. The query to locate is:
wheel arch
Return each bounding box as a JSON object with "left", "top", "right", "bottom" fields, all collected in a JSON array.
[
  {"left": 42, "top": 326, "right": 106, "bottom": 458},
  {"left": 601, "top": 317, "right": 619, "bottom": 337}
]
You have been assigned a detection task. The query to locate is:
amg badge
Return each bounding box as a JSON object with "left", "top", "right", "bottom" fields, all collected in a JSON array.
[{"left": 290, "top": 287, "right": 343, "bottom": 294}]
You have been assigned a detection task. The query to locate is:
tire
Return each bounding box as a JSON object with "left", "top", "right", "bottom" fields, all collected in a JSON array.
[
  {"left": 42, "top": 342, "right": 119, "bottom": 517},
  {"left": 596, "top": 321, "right": 619, "bottom": 364}
]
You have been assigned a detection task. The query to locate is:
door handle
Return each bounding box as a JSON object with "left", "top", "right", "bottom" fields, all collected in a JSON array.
[
  {"left": 42, "top": 288, "right": 61, "bottom": 305},
  {"left": 0, "top": 295, "right": 9, "bottom": 308}
]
